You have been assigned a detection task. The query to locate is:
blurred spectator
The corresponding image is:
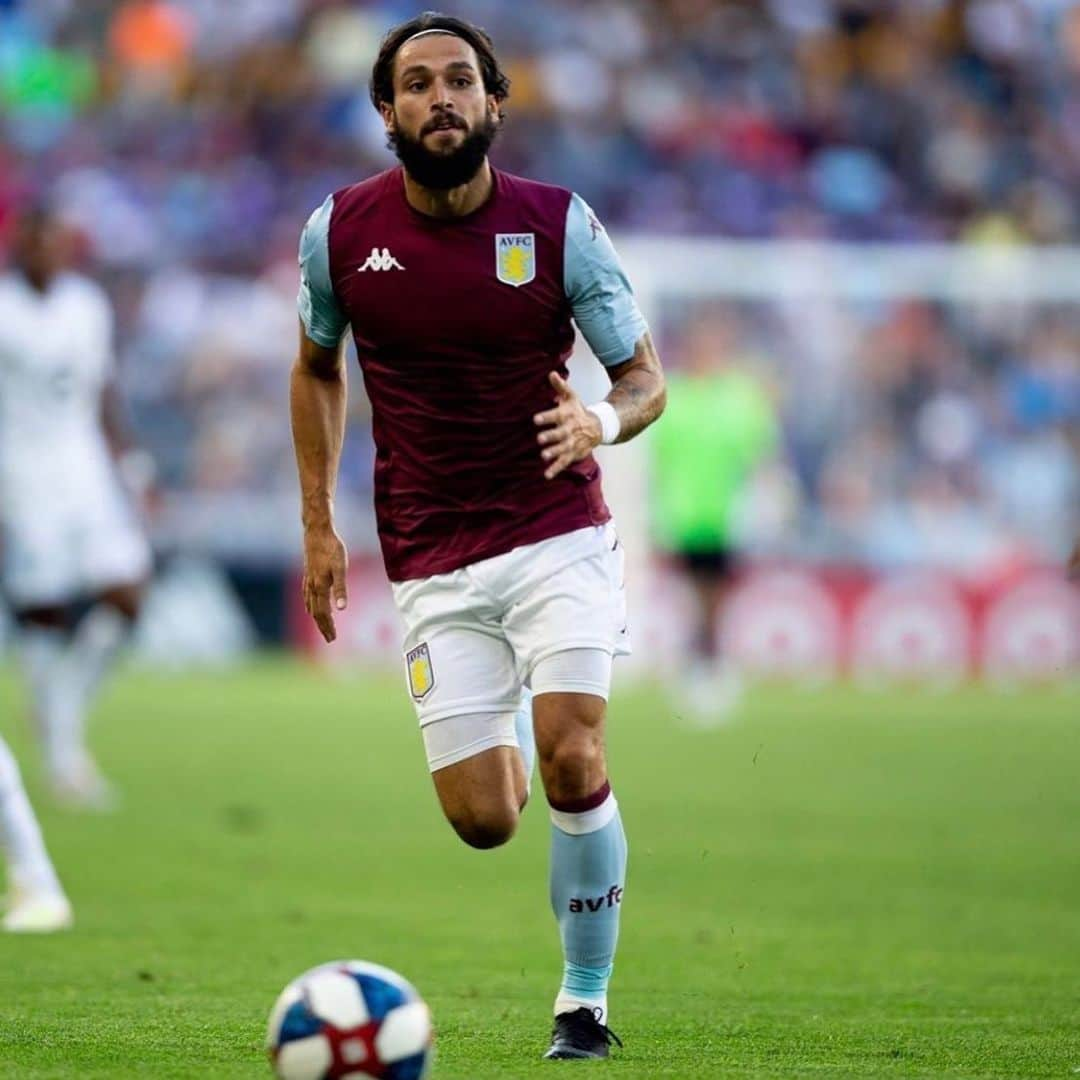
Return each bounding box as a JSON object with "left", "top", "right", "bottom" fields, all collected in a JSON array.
[
  {"left": 11, "top": 1, "right": 1080, "bottom": 263},
  {"left": 0, "top": 0, "right": 1075, "bottom": 571}
]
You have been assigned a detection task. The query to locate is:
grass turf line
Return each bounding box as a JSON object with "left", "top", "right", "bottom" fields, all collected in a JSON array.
[{"left": 0, "top": 662, "right": 1077, "bottom": 1078}]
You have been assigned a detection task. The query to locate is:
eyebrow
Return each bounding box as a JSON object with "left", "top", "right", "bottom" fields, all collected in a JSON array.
[{"left": 398, "top": 60, "right": 478, "bottom": 80}]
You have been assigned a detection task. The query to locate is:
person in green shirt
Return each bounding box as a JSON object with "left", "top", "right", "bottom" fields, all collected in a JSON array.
[{"left": 651, "top": 308, "right": 778, "bottom": 716}]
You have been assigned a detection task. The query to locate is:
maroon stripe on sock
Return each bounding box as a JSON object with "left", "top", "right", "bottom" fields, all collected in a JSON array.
[{"left": 548, "top": 781, "right": 611, "bottom": 815}]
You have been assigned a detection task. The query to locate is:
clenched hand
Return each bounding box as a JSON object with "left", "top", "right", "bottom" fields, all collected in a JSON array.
[
  {"left": 302, "top": 524, "right": 348, "bottom": 643},
  {"left": 534, "top": 371, "right": 603, "bottom": 480}
]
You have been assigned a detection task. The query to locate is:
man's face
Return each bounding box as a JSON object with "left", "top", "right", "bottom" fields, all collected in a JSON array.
[
  {"left": 11, "top": 212, "right": 65, "bottom": 287},
  {"left": 382, "top": 32, "right": 500, "bottom": 190}
]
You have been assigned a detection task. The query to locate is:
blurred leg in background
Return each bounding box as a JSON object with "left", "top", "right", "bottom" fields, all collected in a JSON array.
[
  {"left": 13, "top": 578, "right": 144, "bottom": 811},
  {"left": 68, "top": 582, "right": 143, "bottom": 733},
  {"left": 13, "top": 605, "right": 84, "bottom": 799},
  {"left": 0, "top": 735, "right": 71, "bottom": 933},
  {"left": 650, "top": 311, "right": 780, "bottom": 724},
  {"left": 675, "top": 549, "right": 742, "bottom": 722}
]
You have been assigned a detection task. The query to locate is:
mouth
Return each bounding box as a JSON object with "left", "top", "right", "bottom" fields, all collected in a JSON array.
[{"left": 425, "top": 118, "right": 466, "bottom": 135}]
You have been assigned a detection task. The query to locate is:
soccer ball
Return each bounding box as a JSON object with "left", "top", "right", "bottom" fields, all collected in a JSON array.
[{"left": 267, "top": 960, "right": 433, "bottom": 1080}]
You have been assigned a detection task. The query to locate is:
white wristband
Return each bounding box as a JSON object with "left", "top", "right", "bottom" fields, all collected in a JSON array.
[{"left": 586, "top": 402, "right": 621, "bottom": 445}]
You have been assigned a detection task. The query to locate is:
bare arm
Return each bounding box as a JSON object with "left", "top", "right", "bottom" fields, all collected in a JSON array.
[
  {"left": 100, "top": 379, "right": 160, "bottom": 507},
  {"left": 101, "top": 381, "right": 130, "bottom": 457},
  {"left": 602, "top": 330, "right": 667, "bottom": 443},
  {"left": 534, "top": 331, "right": 666, "bottom": 479},
  {"left": 291, "top": 320, "right": 349, "bottom": 642}
]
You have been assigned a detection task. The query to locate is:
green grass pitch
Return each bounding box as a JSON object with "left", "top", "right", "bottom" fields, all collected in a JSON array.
[{"left": 1, "top": 662, "right": 1078, "bottom": 1078}]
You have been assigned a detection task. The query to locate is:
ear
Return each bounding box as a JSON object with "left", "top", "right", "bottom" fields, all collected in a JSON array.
[{"left": 380, "top": 101, "right": 396, "bottom": 135}]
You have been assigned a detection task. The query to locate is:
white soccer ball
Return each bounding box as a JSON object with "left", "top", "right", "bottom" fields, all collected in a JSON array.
[{"left": 267, "top": 960, "right": 433, "bottom": 1080}]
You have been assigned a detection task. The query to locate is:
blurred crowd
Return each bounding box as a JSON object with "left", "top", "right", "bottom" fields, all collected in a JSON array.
[
  {"left": 671, "top": 300, "right": 1078, "bottom": 573},
  {"left": 9, "top": 0, "right": 1080, "bottom": 250},
  {"left": 1, "top": 0, "right": 1077, "bottom": 568}
]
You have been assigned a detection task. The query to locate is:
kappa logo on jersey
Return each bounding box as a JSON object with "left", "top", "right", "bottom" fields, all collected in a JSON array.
[
  {"left": 358, "top": 247, "right": 406, "bottom": 272},
  {"left": 406, "top": 642, "right": 435, "bottom": 700},
  {"left": 495, "top": 233, "right": 536, "bottom": 287}
]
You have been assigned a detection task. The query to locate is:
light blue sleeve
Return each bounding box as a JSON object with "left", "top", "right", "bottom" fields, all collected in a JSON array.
[
  {"left": 298, "top": 195, "right": 349, "bottom": 348},
  {"left": 564, "top": 193, "right": 648, "bottom": 367}
]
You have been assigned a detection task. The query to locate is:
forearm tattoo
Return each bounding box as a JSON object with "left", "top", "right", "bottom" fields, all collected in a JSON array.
[{"left": 606, "top": 334, "right": 666, "bottom": 443}]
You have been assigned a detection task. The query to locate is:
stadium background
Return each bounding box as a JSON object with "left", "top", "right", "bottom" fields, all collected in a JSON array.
[
  {"left": 1, "top": 3, "right": 1079, "bottom": 1078},
  {"left": 2, "top": 0, "right": 1077, "bottom": 679}
]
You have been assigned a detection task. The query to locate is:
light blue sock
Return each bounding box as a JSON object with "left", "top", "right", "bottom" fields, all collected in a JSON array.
[
  {"left": 549, "top": 785, "right": 627, "bottom": 1024},
  {"left": 513, "top": 687, "right": 535, "bottom": 793}
]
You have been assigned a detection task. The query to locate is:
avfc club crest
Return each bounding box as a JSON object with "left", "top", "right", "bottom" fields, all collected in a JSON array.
[
  {"left": 406, "top": 642, "right": 435, "bottom": 701},
  {"left": 495, "top": 233, "right": 536, "bottom": 287}
]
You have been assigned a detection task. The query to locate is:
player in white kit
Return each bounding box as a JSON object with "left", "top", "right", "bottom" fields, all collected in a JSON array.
[{"left": 0, "top": 205, "right": 152, "bottom": 808}]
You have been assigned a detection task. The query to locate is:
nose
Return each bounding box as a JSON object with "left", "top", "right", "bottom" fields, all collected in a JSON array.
[{"left": 431, "top": 76, "right": 457, "bottom": 110}]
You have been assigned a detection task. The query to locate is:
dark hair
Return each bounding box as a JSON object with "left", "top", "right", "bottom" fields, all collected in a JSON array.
[{"left": 370, "top": 11, "right": 511, "bottom": 114}]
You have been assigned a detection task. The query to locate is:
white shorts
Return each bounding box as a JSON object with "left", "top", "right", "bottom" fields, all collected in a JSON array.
[
  {"left": 0, "top": 473, "right": 151, "bottom": 610},
  {"left": 392, "top": 523, "right": 630, "bottom": 748},
  {"left": 419, "top": 649, "right": 612, "bottom": 771}
]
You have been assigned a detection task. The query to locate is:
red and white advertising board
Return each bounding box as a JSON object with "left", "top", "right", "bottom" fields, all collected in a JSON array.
[{"left": 292, "top": 558, "right": 1079, "bottom": 683}]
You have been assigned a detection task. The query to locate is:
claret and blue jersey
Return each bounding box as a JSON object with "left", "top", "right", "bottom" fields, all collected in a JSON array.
[{"left": 298, "top": 165, "right": 648, "bottom": 583}]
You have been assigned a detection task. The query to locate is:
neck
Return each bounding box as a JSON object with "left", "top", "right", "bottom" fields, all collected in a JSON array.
[{"left": 402, "top": 160, "right": 493, "bottom": 219}]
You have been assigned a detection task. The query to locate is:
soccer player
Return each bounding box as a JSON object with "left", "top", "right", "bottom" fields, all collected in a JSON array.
[
  {"left": 0, "top": 736, "right": 72, "bottom": 932},
  {"left": 0, "top": 204, "right": 152, "bottom": 808},
  {"left": 651, "top": 308, "right": 777, "bottom": 719},
  {"left": 290, "top": 13, "right": 665, "bottom": 1061}
]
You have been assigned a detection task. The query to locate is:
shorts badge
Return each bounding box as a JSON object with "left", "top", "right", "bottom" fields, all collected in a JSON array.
[
  {"left": 406, "top": 642, "right": 435, "bottom": 700},
  {"left": 495, "top": 233, "right": 536, "bottom": 287}
]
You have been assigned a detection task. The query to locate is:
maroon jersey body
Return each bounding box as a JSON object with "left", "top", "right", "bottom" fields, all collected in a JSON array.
[{"left": 325, "top": 167, "right": 609, "bottom": 582}]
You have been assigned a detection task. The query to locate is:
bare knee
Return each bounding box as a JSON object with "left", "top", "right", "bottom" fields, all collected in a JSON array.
[
  {"left": 535, "top": 694, "right": 608, "bottom": 805},
  {"left": 540, "top": 736, "right": 606, "bottom": 805},
  {"left": 431, "top": 745, "right": 523, "bottom": 849},
  {"left": 447, "top": 799, "right": 519, "bottom": 850}
]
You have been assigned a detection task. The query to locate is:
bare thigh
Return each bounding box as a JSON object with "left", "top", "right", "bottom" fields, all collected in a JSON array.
[
  {"left": 97, "top": 581, "right": 146, "bottom": 622},
  {"left": 431, "top": 745, "right": 526, "bottom": 850}
]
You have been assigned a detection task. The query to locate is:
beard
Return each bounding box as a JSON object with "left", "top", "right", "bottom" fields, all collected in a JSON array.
[{"left": 390, "top": 113, "right": 499, "bottom": 190}]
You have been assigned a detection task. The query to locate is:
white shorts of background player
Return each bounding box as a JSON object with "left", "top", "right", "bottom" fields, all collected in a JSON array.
[{"left": 0, "top": 468, "right": 151, "bottom": 610}]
